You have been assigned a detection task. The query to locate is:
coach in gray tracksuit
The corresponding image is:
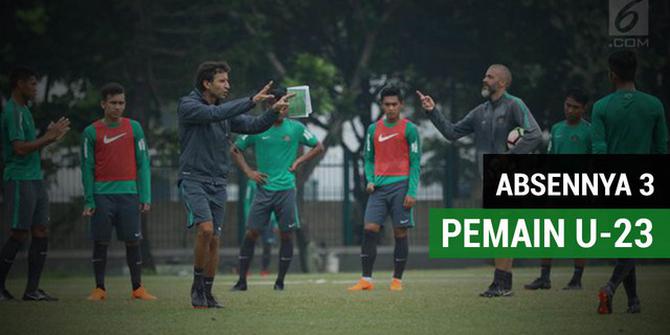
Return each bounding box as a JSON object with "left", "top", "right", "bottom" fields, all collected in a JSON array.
[
  {"left": 417, "top": 64, "right": 542, "bottom": 298},
  {"left": 178, "top": 61, "right": 291, "bottom": 309}
]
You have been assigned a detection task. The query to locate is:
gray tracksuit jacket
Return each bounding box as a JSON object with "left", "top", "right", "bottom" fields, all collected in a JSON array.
[
  {"left": 177, "top": 89, "right": 278, "bottom": 184},
  {"left": 428, "top": 92, "right": 542, "bottom": 170}
]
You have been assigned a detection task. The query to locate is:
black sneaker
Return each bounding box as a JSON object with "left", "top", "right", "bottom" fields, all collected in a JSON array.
[
  {"left": 562, "top": 280, "right": 582, "bottom": 290},
  {"left": 206, "top": 292, "right": 224, "bottom": 309},
  {"left": 191, "top": 281, "right": 207, "bottom": 309},
  {"left": 480, "top": 281, "right": 512, "bottom": 298},
  {"left": 273, "top": 281, "right": 284, "bottom": 291},
  {"left": 597, "top": 285, "right": 613, "bottom": 314},
  {"left": 22, "top": 289, "right": 58, "bottom": 301},
  {"left": 524, "top": 277, "right": 551, "bottom": 290},
  {"left": 626, "top": 297, "right": 641, "bottom": 314},
  {"left": 230, "top": 281, "right": 247, "bottom": 291},
  {"left": 0, "top": 288, "right": 15, "bottom": 301}
]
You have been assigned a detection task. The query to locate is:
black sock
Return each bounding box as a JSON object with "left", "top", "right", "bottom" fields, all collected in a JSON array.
[
  {"left": 494, "top": 269, "right": 511, "bottom": 289},
  {"left": 25, "top": 237, "right": 48, "bottom": 293},
  {"left": 571, "top": 266, "right": 584, "bottom": 283},
  {"left": 0, "top": 237, "right": 23, "bottom": 289},
  {"left": 393, "top": 236, "right": 408, "bottom": 280},
  {"left": 505, "top": 271, "right": 513, "bottom": 290},
  {"left": 622, "top": 266, "right": 638, "bottom": 303},
  {"left": 608, "top": 259, "right": 635, "bottom": 292},
  {"left": 262, "top": 244, "right": 272, "bottom": 272},
  {"left": 193, "top": 267, "right": 204, "bottom": 285},
  {"left": 238, "top": 237, "right": 256, "bottom": 283},
  {"left": 92, "top": 242, "right": 108, "bottom": 290},
  {"left": 204, "top": 277, "right": 214, "bottom": 295},
  {"left": 125, "top": 244, "right": 142, "bottom": 290},
  {"left": 361, "top": 230, "right": 378, "bottom": 278},
  {"left": 276, "top": 238, "right": 293, "bottom": 284},
  {"left": 540, "top": 264, "right": 551, "bottom": 280}
]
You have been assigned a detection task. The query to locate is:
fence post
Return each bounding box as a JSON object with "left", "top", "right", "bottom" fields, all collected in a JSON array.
[{"left": 342, "top": 150, "right": 353, "bottom": 245}]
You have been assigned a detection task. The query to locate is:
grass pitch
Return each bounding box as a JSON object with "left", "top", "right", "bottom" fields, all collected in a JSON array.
[{"left": 1, "top": 266, "right": 669, "bottom": 335}]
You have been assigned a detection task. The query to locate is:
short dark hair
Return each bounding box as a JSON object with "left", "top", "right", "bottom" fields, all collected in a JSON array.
[
  {"left": 100, "top": 82, "right": 125, "bottom": 101},
  {"left": 380, "top": 86, "right": 403, "bottom": 102},
  {"left": 9, "top": 66, "right": 38, "bottom": 89},
  {"left": 608, "top": 50, "right": 637, "bottom": 82},
  {"left": 565, "top": 88, "right": 589, "bottom": 106},
  {"left": 195, "top": 61, "right": 231, "bottom": 91}
]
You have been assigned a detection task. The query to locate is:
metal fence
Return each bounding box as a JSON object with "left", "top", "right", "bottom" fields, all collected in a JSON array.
[{"left": 2, "top": 146, "right": 478, "bottom": 250}]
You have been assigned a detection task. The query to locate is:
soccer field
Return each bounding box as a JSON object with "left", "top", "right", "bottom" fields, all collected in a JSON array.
[{"left": 1, "top": 266, "right": 669, "bottom": 335}]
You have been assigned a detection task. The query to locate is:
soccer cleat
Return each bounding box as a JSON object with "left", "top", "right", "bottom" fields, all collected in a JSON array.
[
  {"left": 597, "top": 285, "right": 613, "bottom": 314},
  {"left": 0, "top": 288, "right": 15, "bottom": 301},
  {"left": 22, "top": 289, "right": 59, "bottom": 301},
  {"left": 87, "top": 288, "right": 107, "bottom": 301},
  {"left": 347, "top": 278, "right": 374, "bottom": 291},
  {"left": 131, "top": 286, "right": 157, "bottom": 300},
  {"left": 230, "top": 281, "right": 247, "bottom": 291},
  {"left": 260, "top": 270, "right": 271, "bottom": 277},
  {"left": 191, "top": 281, "right": 207, "bottom": 309},
  {"left": 562, "top": 280, "right": 582, "bottom": 290},
  {"left": 390, "top": 278, "right": 403, "bottom": 291},
  {"left": 524, "top": 277, "right": 551, "bottom": 290},
  {"left": 626, "top": 297, "right": 641, "bottom": 314},
  {"left": 480, "top": 281, "right": 513, "bottom": 298},
  {"left": 273, "top": 281, "right": 284, "bottom": 291},
  {"left": 206, "top": 292, "right": 224, "bottom": 309}
]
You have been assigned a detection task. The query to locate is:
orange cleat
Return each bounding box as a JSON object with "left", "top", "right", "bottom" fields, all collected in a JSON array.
[
  {"left": 131, "top": 285, "right": 158, "bottom": 300},
  {"left": 347, "top": 278, "right": 374, "bottom": 291},
  {"left": 390, "top": 278, "right": 403, "bottom": 291},
  {"left": 87, "top": 288, "right": 107, "bottom": 301},
  {"left": 260, "top": 270, "right": 270, "bottom": 277}
]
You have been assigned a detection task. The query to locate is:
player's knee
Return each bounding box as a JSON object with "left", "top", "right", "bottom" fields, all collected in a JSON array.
[
  {"left": 364, "top": 223, "right": 381, "bottom": 233},
  {"left": 125, "top": 240, "right": 140, "bottom": 247},
  {"left": 197, "top": 223, "right": 215, "bottom": 240},
  {"left": 279, "top": 231, "right": 292, "bottom": 241},
  {"left": 10, "top": 230, "right": 29, "bottom": 242},
  {"left": 393, "top": 228, "right": 408, "bottom": 238},
  {"left": 246, "top": 229, "right": 260, "bottom": 240},
  {"left": 31, "top": 225, "right": 48, "bottom": 238}
]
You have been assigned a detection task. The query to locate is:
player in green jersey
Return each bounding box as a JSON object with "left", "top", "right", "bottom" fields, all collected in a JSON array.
[
  {"left": 594, "top": 51, "right": 668, "bottom": 314},
  {"left": 0, "top": 67, "right": 70, "bottom": 302},
  {"left": 525, "top": 88, "right": 590, "bottom": 291},
  {"left": 231, "top": 88, "right": 323, "bottom": 291}
]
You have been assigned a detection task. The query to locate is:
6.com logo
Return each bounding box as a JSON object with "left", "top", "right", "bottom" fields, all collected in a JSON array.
[{"left": 608, "top": 0, "right": 649, "bottom": 48}]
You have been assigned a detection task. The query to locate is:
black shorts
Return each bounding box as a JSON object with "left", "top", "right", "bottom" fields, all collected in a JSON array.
[
  {"left": 2, "top": 180, "right": 49, "bottom": 231},
  {"left": 89, "top": 194, "right": 141, "bottom": 241}
]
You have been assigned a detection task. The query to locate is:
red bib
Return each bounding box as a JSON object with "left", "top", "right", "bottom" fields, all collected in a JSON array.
[
  {"left": 373, "top": 118, "right": 409, "bottom": 176},
  {"left": 93, "top": 117, "right": 137, "bottom": 182}
]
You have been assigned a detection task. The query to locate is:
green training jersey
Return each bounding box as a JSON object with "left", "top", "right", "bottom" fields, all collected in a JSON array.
[
  {"left": 592, "top": 90, "right": 668, "bottom": 154},
  {"left": 364, "top": 118, "right": 421, "bottom": 197},
  {"left": 547, "top": 119, "right": 592, "bottom": 154},
  {"left": 81, "top": 118, "right": 151, "bottom": 209},
  {"left": 235, "top": 119, "right": 318, "bottom": 191},
  {"left": 1, "top": 98, "right": 43, "bottom": 181}
]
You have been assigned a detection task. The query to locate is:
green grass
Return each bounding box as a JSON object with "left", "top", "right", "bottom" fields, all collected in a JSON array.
[{"left": 1, "top": 266, "right": 669, "bottom": 334}]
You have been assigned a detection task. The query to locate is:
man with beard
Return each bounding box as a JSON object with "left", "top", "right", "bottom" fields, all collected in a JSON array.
[{"left": 417, "top": 64, "right": 542, "bottom": 297}]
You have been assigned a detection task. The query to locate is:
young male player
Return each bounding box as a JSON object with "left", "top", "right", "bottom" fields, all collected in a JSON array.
[
  {"left": 418, "top": 64, "right": 542, "bottom": 297},
  {"left": 231, "top": 88, "right": 323, "bottom": 291},
  {"left": 81, "top": 82, "right": 156, "bottom": 301},
  {"left": 0, "top": 66, "right": 70, "bottom": 301},
  {"left": 243, "top": 180, "right": 280, "bottom": 277},
  {"left": 348, "top": 87, "right": 420, "bottom": 292},
  {"left": 178, "top": 61, "right": 292, "bottom": 308},
  {"left": 525, "top": 88, "right": 590, "bottom": 291},
  {"left": 593, "top": 51, "right": 668, "bottom": 314}
]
